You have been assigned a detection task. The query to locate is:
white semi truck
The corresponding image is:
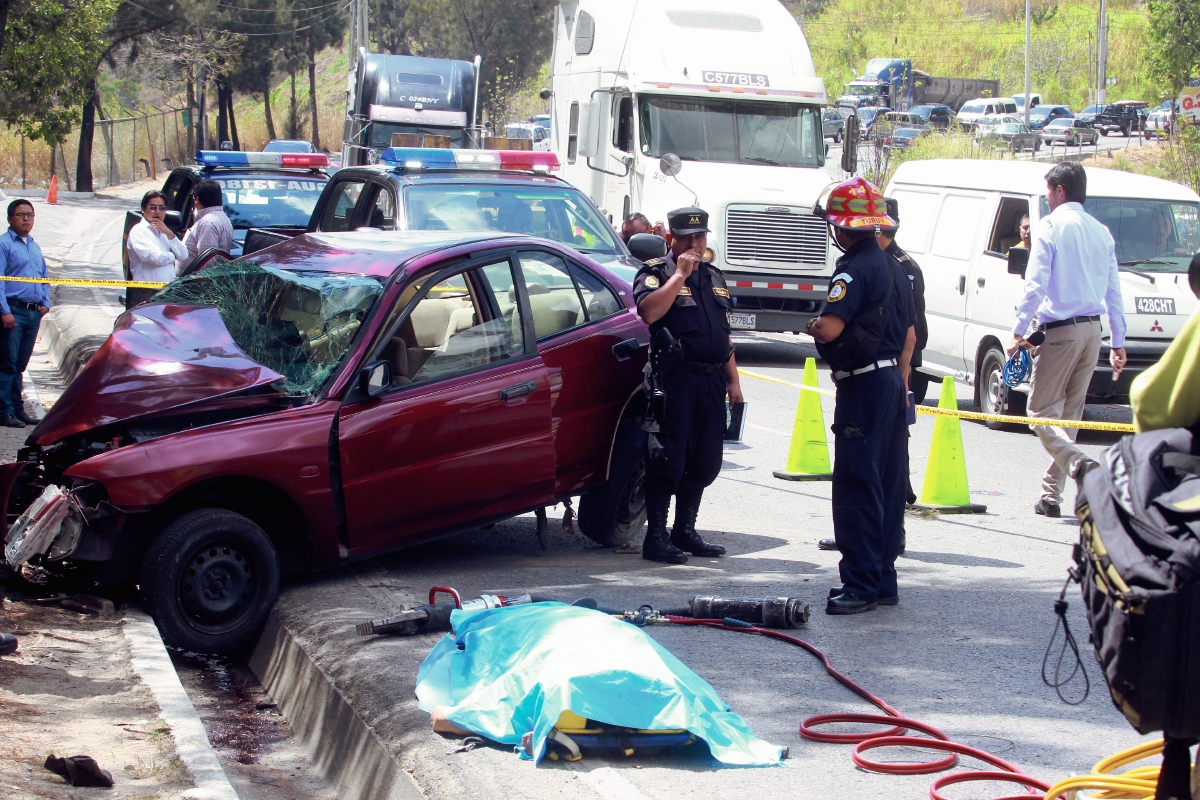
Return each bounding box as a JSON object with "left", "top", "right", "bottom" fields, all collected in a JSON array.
[{"left": 547, "top": 0, "right": 835, "bottom": 331}]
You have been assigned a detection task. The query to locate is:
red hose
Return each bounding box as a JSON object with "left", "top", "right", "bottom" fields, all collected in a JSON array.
[{"left": 667, "top": 617, "right": 1058, "bottom": 800}]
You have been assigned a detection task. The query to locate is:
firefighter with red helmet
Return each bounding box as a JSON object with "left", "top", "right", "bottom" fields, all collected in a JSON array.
[{"left": 806, "top": 177, "right": 917, "bottom": 614}]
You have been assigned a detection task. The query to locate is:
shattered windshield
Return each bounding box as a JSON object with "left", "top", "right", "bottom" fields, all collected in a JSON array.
[{"left": 154, "top": 262, "right": 383, "bottom": 397}]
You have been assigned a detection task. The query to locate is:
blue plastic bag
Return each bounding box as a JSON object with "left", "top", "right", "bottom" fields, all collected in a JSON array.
[{"left": 415, "top": 602, "right": 783, "bottom": 766}]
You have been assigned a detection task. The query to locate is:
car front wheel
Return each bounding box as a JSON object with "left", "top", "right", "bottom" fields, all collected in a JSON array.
[
  {"left": 578, "top": 421, "right": 648, "bottom": 547},
  {"left": 979, "top": 347, "right": 1028, "bottom": 431},
  {"left": 140, "top": 508, "right": 281, "bottom": 654}
]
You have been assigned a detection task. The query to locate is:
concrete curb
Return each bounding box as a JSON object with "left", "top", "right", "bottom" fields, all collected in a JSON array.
[
  {"left": 2, "top": 189, "right": 97, "bottom": 199},
  {"left": 249, "top": 609, "right": 424, "bottom": 800},
  {"left": 40, "top": 306, "right": 112, "bottom": 385},
  {"left": 122, "top": 610, "right": 240, "bottom": 800}
]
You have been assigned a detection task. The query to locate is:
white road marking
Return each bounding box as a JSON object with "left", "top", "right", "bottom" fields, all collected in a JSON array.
[{"left": 578, "top": 766, "right": 657, "bottom": 800}]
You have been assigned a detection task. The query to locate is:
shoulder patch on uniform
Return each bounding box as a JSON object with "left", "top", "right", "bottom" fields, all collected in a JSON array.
[
  {"left": 677, "top": 286, "right": 692, "bottom": 296},
  {"left": 831, "top": 272, "right": 854, "bottom": 284},
  {"left": 713, "top": 287, "right": 730, "bottom": 298},
  {"left": 643, "top": 257, "right": 666, "bottom": 267},
  {"left": 643, "top": 275, "right": 661, "bottom": 289},
  {"left": 827, "top": 279, "right": 849, "bottom": 303}
]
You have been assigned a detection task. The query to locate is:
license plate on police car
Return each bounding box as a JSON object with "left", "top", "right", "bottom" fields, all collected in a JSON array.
[{"left": 729, "top": 312, "right": 756, "bottom": 330}]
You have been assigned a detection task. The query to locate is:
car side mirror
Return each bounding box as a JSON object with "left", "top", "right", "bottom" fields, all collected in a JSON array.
[
  {"left": 1007, "top": 246, "right": 1029, "bottom": 278},
  {"left": 360, "top": 360, "right": 391, "bottom": 397},
  {"left": 841, "top": 114, "right": 860, "bottom": 173},
  {"left": 627, "top": 233, "right": 667, "bottom": 263}
]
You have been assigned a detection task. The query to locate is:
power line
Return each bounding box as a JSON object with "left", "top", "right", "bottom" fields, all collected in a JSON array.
[
  {"left": 196, "top": 0, "right": 353, "bottom": 36},
  {"left": 216, "top": 0, "right": 342, "bottom": 11}
]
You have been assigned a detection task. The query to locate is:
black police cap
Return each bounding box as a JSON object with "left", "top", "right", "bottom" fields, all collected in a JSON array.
[{"left": 667, "top": 206, "right": 710, "bottom": 235}]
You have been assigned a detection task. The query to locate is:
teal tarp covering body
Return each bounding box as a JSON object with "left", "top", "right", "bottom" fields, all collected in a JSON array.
[{"left": 414, "top": 602, "right": 783, "bottom": 766}]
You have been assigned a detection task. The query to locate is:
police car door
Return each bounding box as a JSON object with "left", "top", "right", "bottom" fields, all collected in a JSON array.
[{"left": 921, "top": 190, "right": 989, "bottom": 375}]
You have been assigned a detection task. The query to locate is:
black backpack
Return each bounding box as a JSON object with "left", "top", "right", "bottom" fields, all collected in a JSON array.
[{"left": 1074, "top": 427, "right": 1200, "bottom": 738}]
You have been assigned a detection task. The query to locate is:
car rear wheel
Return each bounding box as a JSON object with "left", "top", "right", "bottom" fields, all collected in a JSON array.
[
  {"left": 979, "top": 347, "right": 1028, "bottom": 431},
  {"left": 140, "top": 508, "right": 280, "bottom": 654},
  {"left": 578, "top": 421, "right": 647, "bottom": 547}
]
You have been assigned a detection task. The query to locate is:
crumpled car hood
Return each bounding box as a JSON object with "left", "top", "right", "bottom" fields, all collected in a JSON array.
[{"left": 32, "top": 304, "right": 284, "bottom": 446}]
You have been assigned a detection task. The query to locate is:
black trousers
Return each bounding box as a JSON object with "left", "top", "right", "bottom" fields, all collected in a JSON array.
[
  {"left": 644, "top": 367, "right": 726, "bottom": 504},
  {"left": 125, "top": 287, "right": 158, "bottom": 310},
  {"left": 831, "top": 367, "right": 907, "bottom": 603}
]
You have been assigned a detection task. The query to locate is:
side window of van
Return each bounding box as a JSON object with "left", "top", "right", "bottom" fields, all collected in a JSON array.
[
  {"left": 986, "top": 197, "right": 1031, "bottom": 256},
  {"left": 889, "top": 189, "right": 940, "bottom": 254},
  {"left": 931, "top": 194, "right": 987, "bottom": 260}
]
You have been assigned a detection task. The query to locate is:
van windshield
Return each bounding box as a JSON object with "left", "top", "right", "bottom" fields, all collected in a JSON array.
[
  {"left": 1038, "top": 197, "right": 1200, "bottom": 270},
  {"left": 638, "top": 96, "right": 824, "bottom": 167}
]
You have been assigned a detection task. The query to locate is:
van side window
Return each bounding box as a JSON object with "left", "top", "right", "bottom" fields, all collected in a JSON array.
[
  {"left": 574, "top": 10, "right": 596, "bottom": 55},
  {"left": 568, "top": 102, "right": 580, "bottom": 164},
  {"left": 889, "top": 189, "right": 940, "bottom": 254},
  {"left": 931, "top": 194, "right": 987, "bottom": 260},
  {"left": 987, "top": 197, "right": 1031, "bottom": 256}
]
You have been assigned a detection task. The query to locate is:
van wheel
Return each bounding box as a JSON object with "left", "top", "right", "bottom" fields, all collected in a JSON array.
[
  {"left": 979, "top": 347, "right": 1027, "bottom": 431},
  {"left": 909, "top": 372, "right": 930, "bottom": 405},
  {"left": 578, "top": 421, "right": 647, "bottom": 547},
  {"left": 139, "top": 509, "right": 280, "bottom": 655}
]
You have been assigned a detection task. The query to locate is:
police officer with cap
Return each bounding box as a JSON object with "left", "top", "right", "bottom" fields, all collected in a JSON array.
[
  {"left": 806, "top": 178, "right": 916, "bottom": 614},
  {"left": 632, "top": 206, "right": 743, "bottom": 564}
]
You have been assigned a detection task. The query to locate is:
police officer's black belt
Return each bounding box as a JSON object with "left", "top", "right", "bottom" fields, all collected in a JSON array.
[
  {"left": 1038, "top": 314, "right": 1100, "bottom": 332},
  {"left": 676, "top": 358, "right": 726, "bottom": 376},
  {"left": 832, "top": 357, "right": 898, "bottom": 381}
]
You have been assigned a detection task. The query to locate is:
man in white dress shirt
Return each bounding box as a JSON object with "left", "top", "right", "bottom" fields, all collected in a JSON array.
[
  {"left": 1008, "top": 162, "right": 1128, "bottom": 517},
  {"left": 126, "top": 190, "right": 188, "bottom": 309}
]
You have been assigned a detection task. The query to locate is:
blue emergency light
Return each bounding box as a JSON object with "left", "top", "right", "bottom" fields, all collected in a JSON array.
[
  {"left": 379, "top": 147, "right": 558, "bottom": 173},
  {"left": 195, "top": 151, "right": 329, "bottom": 168}
]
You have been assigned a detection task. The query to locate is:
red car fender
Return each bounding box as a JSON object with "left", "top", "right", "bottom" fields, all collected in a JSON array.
[{"left": 64, "top": 401, "right": 343, "bottom": 563}]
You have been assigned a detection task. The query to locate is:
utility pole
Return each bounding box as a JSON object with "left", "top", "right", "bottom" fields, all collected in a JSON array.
[
  {"left": 1087, "top": 33, "right": 1093, "bottom": 105},
  {"left": 1097, "top": 0, "right": 1109, "bottom": 105},
  {"left": 1023, "top": 0, "right": 1031, "bottom": 127}
]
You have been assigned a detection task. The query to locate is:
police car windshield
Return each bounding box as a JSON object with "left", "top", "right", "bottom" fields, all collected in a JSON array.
[
  {"left": 369, "top": 123, "right": 469, "bottom": 149},
  {"left": 216, "top": 176, "right": 326, "bottom": 229},
  {"left": 638, "top": 96, "right": 824, "bottom": 167},
  {"left": 1037, "top": 197, "right": 1200, "bottom": 270},
  {"left": 403, "top": 183, "right": 624, "bottom": 255}
]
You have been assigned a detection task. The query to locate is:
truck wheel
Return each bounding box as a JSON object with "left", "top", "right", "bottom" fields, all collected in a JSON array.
[
  {"left": 909, "top": 372, "right": 930, "bottom": 406},
  {"left": 578, "top": 421, "right": 647, "bottom": 547},
  {"left": 139, "top": 508, "right": 280, "bottom": 655},
  {"left": 979, "top": 347, "right": 1027, "bottom": 431}
]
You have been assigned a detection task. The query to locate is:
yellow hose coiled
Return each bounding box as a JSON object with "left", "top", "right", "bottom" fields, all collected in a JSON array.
[{"left": 1043, "top": 739, "right": 1168, "bottom": 800}]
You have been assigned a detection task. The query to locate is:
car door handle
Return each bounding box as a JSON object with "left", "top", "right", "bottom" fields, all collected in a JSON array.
[
  {"left": 612, "top": 338, "right": 645, "bottom": 362},
  {"left": 958, "top": 275, "right": 966, "bottom": 295},
  {"left": 977, "top": 277, "right": 986, "bottom": 288},
  {"left": 499, "top": 380, "right": 537, "bottom": 401}
]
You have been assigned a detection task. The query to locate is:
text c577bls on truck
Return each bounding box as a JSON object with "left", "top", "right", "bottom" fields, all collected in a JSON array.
[{"left": 548, "top": 0, "right": 834, "bottom": 332}]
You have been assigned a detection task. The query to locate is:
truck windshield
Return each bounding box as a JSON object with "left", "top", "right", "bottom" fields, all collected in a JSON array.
[
  {"left": 216, "top": 176, "right": 326, "bottom": 229},
  {"left": 1037, "top": 197, "right": 1200, "bottom": 270},
  {"left": 369, "top": 122, "right": 469, "bottom": 150},
  {"left": 403, "top": 183, "right": 624, "bottom": 255},
  {"left": 638, "top": 96, "right": 824, "bottom": 167}
]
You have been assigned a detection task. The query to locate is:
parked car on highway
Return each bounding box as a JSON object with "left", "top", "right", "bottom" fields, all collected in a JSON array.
[
  {"left": 909, "top": 104, "right": 954, "bottom": 129},
  {"left": 1076, "top": 104, "right": 1102, "bottom": 125},
  {"left": 856, "top": 105, "right": 891, "bottom": 135},
  {"left": 1026, "top": 105, "right": 1073, "bottom": 130},
  {"left": 882, "top": 126, "right": 931, "bottom": 151},
  {"left": 1095, "top": 101, "right": 1149, "bottom": 136},
  {"left": 973, "top": 114, "right": 1019, "bottom": 137},
  {"left": 957, "top": 97, "right": 1018, "bottom": 130},
  {"left": 1, "top": 229, "right": 652, "bottom": 654},
  {"left": 822, "top": 107, "right": 849, "bottom": 142},
  {"left": 882, "top": 111, "right": 927, "bottom": 127},
  {"left": 1040, "top": 118, "right": 1100, "bottom": 146},
  {"left": 263, "top": 139, "right": 316, "bottom": 154},
  {"left": 977, "top": 122, "right": 1041, "bottom": 152},
  {"left": 1145, "top": 108, "right": 1172, "bottom": 138}
]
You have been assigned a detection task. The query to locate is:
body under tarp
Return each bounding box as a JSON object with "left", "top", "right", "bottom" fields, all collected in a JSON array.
[{"left": 415, "top": 602, "right": 783, "bottom": 766}]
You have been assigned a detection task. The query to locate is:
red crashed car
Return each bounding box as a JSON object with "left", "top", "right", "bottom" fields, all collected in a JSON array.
[{"left": 2, "top": 231, "right": 650, "bottom": 653}]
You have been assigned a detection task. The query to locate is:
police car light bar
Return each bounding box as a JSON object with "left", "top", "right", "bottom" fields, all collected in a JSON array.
[
  {"left": 195, "top": 151, "right": 329, "bottom": 168},
  {"left": 379, "top": 147, "right": 559, "bottom": 173}
]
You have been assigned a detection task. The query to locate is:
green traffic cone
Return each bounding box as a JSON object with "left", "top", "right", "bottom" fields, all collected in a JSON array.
[
  {"left": 773, "top": 357, "right": 833, "bottom": 481},
  {"left": 912, "top": 376, "right": 987, "bottom": 514}
]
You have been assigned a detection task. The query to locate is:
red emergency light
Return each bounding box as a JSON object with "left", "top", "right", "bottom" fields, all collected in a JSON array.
[
  {"left": 495, "top": 151, "right": 560, "bottom": 172},
  {"left": 279, "top": 153, "right": 330, "bottom": 167}
]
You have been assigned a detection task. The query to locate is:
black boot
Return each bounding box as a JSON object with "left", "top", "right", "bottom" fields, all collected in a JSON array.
[
  {"left": 642, "top": 493, "right": 687, "bottom": 564},
  {"left": 669, "top": 491, "right": 725, "bottom": 556}
]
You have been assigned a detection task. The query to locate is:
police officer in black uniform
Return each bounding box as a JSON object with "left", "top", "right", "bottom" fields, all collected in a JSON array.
[
  {"left": 632, "top": 207, "right": 743, "bottom": 564},
  {"left": 807, "top": 178, "right": 916, "bottom": 614}
]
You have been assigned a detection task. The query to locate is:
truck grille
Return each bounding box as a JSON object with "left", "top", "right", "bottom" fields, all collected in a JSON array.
[{"left": 725, "top": 206, "right": 827, "bottom": 267}]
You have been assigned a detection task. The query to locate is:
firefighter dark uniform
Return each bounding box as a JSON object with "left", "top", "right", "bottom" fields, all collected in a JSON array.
[
  {"left": 632, "top": 207, "right": 732, "bottom": 564},
  {"left": 811, "top": 179, "right": 914, "bottom": 614}
]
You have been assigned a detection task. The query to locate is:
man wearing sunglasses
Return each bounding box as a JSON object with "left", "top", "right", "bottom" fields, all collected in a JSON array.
[
  {"left": 0, "top": 200, "right": 50, "bottom": 428},
  {"left": 126, "top": 190, "right": 188, "bottom": 309}
]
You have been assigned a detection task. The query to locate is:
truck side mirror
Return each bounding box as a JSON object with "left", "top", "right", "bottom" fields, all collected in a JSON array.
[
  {"left": 659, "top": 153, "right": 682, "bottom": 177},
  {"left": 1007, "top": 246, "right": 1029, "bottom": 278},
  {"left": 578, "top": 97, "right": 601, "bottom": 158},
  {"left": 841, "top": 114, "right": 860, "bottom": 174},
  {"left": 627, "top": 233, "right": 667, "bottom": 262}
]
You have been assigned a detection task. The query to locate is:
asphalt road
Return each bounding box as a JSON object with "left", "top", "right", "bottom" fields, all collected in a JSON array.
[{"left": 19, "top": 189, "right": 1153, "bottom": 800}]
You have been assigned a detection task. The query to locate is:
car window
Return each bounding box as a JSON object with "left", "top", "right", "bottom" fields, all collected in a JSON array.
[
  {"left": 931, "top": 194, "right": 986, "bottom": 260},
  {"left": 216, "top": 176, "right": 326, "bottom": 230},
  {"left": 363, "top": 186, "right": 396, "bottom": 230},
  {"left": 321, "top": 179, "right": 366, "bottom": 232},
  {"left": 517, "top": 251, "right": 587, "bottom": 339},
  {"left": 987, "top": 196, "right": 1030, "bottom": 255},
  {"left": 380, "top": 263, "right": 525, "bottom": 388},
  {"left": 162, "top": 172, "right": 192, "bottom": 211},
  {"left": 889, "top": 189, "right": 939, "bottom": 254},
  {"left": 569, "top": 262, "right": 622, "bottom": 319}
]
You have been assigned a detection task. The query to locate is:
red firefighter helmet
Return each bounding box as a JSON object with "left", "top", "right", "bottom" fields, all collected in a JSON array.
[{"left": 813, "top": 177, "right": 898, "bottom": 233}]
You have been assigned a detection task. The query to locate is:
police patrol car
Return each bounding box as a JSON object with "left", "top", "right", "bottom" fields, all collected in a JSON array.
[
  {"left": 122, "top": 150, "right": 333, "bottom": 266},
  {"left": 242, "top": 147, "right": 643, "bottom": 280}
]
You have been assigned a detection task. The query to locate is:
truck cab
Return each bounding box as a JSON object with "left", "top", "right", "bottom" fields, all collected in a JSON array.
[{"left": 547, "top": 0, "right": 834, "bottom": 333}]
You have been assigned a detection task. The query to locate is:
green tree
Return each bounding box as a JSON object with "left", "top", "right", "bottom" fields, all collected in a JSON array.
[{"left": 1147, "top": 0, "right": 1200, "bottom": 94}]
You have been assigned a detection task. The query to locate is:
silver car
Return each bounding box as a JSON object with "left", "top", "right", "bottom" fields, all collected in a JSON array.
[{"left": 1040, "top": 118, "right": 1100, "bottom": 146}]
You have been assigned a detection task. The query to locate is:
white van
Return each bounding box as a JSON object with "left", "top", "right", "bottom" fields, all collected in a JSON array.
[
  {"left": 957, "top": 97, "right": 1018, "bottom": 129},
  {"left": 886, "top": 160, "right": 1200, "bottom": 421}
]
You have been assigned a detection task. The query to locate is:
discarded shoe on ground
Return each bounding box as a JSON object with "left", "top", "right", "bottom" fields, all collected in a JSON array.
[{"left": 44, "top": 754, "right": 114, "bottom": 788}]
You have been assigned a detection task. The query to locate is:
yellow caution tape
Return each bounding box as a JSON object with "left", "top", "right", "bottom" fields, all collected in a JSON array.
[
  {"left": 738, "top": 368, "right": 1136, "bottom": 433},
  {"left": 1, "top": 275, "right": 169, "bottom": 290}
]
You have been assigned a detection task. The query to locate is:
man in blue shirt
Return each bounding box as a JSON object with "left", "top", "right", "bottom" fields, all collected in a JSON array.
[{"left": 0, "top": 200, "right": 51, "bottom": 428}]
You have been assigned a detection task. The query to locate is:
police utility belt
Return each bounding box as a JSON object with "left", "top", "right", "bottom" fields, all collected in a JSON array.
[{"left": 832, "top": 357, "right": 898, "bottom": 382}]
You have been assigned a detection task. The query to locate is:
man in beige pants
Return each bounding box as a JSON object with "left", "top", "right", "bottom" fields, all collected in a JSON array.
[{"left": 1009, "top": 163, "right": 1127, "bottom": 517}]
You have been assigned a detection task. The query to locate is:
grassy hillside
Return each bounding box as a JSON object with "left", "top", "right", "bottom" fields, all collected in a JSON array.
[{"left": 800, "top": 0, "right": 1155, "bottom": 110}]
